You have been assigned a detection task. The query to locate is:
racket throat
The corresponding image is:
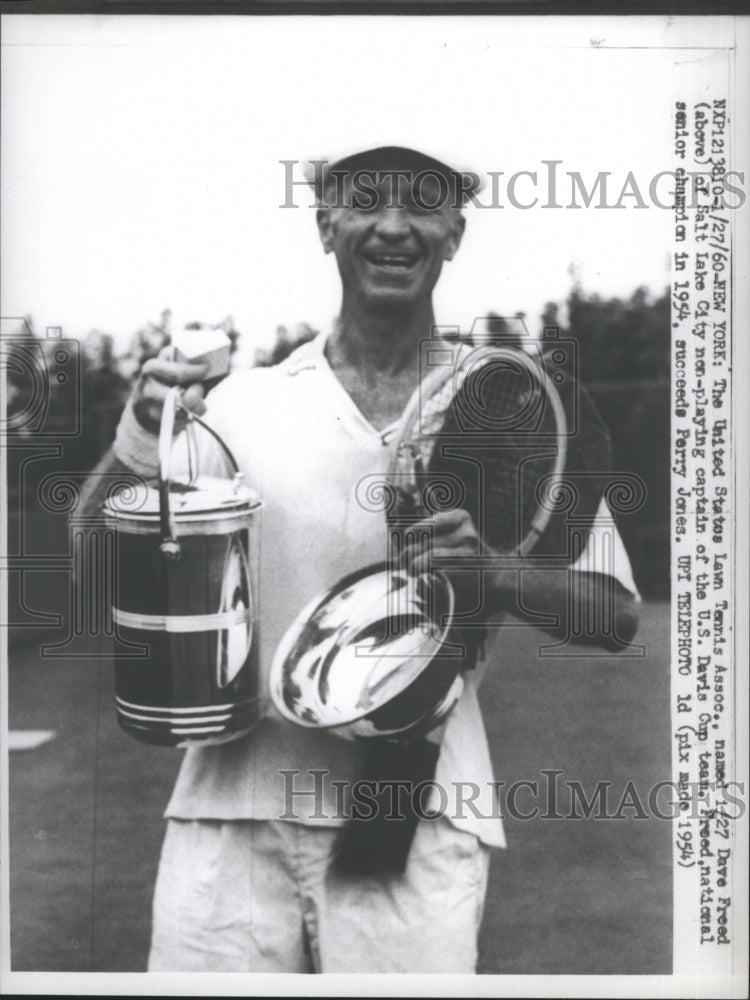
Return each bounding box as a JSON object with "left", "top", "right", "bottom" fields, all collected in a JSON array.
[{"left": 393, "top": 442, "right": 427, "bottom": 518}]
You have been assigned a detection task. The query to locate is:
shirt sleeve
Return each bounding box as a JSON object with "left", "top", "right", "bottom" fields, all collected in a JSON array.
[{"left": 567, "top": 496, "right": 641, "bottom": 600}]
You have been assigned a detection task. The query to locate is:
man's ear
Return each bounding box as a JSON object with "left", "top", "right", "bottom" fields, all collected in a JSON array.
[
  {"left": 316, "top": 208, "right": 334, "bottom": 254},
  {"left": 443, "top": 212, "right": 466, "bottom": 261}
]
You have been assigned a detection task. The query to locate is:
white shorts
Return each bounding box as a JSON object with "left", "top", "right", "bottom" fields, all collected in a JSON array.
[{"left": 148, "top": 816, "right": 490, "bottom": 973}]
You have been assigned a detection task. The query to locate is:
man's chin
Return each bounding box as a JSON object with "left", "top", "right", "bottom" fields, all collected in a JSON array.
[
  {"left": 358, "top": 281, "right": 428, "bottom": 309},
  {"left": 361, "top": 292, "right": 422, "bottom": 313}
]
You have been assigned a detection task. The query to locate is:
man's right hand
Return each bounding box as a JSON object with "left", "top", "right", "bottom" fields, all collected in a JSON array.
[
  {"left": 113, "top": 346, "right": 213, "bottom": 477},
  {"left": 132, "top": 347, "right": 212, "bottom": 434}
]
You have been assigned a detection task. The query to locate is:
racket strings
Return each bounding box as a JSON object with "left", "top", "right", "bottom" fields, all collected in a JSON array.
[{"left": 393, "top": 353, "right": 563, "bottom": 554}]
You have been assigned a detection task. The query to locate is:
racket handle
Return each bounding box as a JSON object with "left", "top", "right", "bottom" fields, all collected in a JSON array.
[
  {"left": 387, "top": 443, "right": 427, "bottom": 565},
  {"left": 391, "top": 442, "right": 426, "bottom": 517}
]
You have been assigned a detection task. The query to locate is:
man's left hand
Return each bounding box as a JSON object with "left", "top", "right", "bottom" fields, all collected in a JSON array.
[{"left": 399, "top": 509, "right": 482, "bottom": 577}]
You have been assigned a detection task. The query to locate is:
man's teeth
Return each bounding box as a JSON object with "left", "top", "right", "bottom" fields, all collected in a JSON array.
[{"left": 368, "top": 255, "right": 416, "bottom": 267}]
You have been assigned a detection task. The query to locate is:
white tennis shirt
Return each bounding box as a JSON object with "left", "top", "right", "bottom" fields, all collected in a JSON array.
[{"left": 117, "top": 333, "right": 638, "bottom": 848}]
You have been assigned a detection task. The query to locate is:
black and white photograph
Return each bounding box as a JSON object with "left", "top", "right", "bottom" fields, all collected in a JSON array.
[{"left": 1, "top": 9, "right": 748, "bottom": 997}]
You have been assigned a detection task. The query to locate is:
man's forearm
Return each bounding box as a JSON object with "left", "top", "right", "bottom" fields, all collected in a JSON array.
[
  {"left": 488, "top": 564, "right": 639, "bottom": 652},
  {"left": 76, "top": 446, "right": 150, "bottom": 522}
]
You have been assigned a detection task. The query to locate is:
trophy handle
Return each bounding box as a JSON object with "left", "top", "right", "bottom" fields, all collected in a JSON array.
[{"left": 157, "top": 386, "right": 244, "bottom": 559}]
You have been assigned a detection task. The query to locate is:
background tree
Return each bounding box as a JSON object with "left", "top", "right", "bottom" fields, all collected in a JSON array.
[
  {"left": 542, "top": 285, "right": 670, "bottom": 598},
  {"left": 254, "top": 322, "right": 318, "bottom": 367}
]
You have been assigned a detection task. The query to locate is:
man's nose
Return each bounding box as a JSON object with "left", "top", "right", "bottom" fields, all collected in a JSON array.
[{"left": 373, "top": 207, "right": 411, "bottom": 238}]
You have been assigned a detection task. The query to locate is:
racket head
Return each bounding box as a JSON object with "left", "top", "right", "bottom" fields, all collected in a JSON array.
[
  {"left": 531, "top": 350, "right": 614, "bottom": 561},
  {"left": 387, "top": 342, "right": 568, "bottom": 558}
]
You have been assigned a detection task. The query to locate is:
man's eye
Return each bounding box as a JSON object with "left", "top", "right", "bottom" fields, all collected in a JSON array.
[
  {"left": 352, "top": 197, "right": 378, "bottom": 212},
  {"left": 405, "top": 201, "right": 440, "bottom": 217},
  {"left": 411, "top": 202, "right": 438, "bottom": 215},
  {"left": 401, "top": 192, "right": 441, "bottom": 214}
]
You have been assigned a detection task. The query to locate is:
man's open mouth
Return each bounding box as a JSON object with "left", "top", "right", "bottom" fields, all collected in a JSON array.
[{"left": 362, "top": 251, "right": 420, "bottom": 271}]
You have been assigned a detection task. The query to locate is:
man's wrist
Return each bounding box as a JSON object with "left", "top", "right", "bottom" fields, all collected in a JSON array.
[
  {"left": 486, "top": 563, "right": 521, "bottom": 611},
  {"left": 112, "top": 399, "right": 160, "bottom": 480}
]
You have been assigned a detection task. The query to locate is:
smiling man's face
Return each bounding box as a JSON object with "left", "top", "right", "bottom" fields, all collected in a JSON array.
[{"left": 316, "top": 171, "right": 466, "bottom": 312}]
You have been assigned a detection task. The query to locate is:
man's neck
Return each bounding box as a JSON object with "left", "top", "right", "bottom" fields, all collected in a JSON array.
[{"left": 327, "top": 297, "right": 436, "bottom": 377}]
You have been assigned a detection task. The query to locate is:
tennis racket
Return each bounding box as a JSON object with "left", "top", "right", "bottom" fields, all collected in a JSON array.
[
  {"left": 386, "top": 341, "right": 567, "bottom": 568},
  {"left": 384, "top": 337, "right": 618, "bottom": 638}
]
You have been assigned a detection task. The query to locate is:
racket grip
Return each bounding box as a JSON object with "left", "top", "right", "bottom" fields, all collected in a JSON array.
[
  {"left": 387, "top": 443, "right": 428, "bottom": 567},
  {"left": 386, "top": 486, "right": 420, "bottom": 563}
]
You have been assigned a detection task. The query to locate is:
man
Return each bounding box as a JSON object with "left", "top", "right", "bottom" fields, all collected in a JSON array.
[{"left": 111, "top": 145, "right": 639, "bottom": 973}]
